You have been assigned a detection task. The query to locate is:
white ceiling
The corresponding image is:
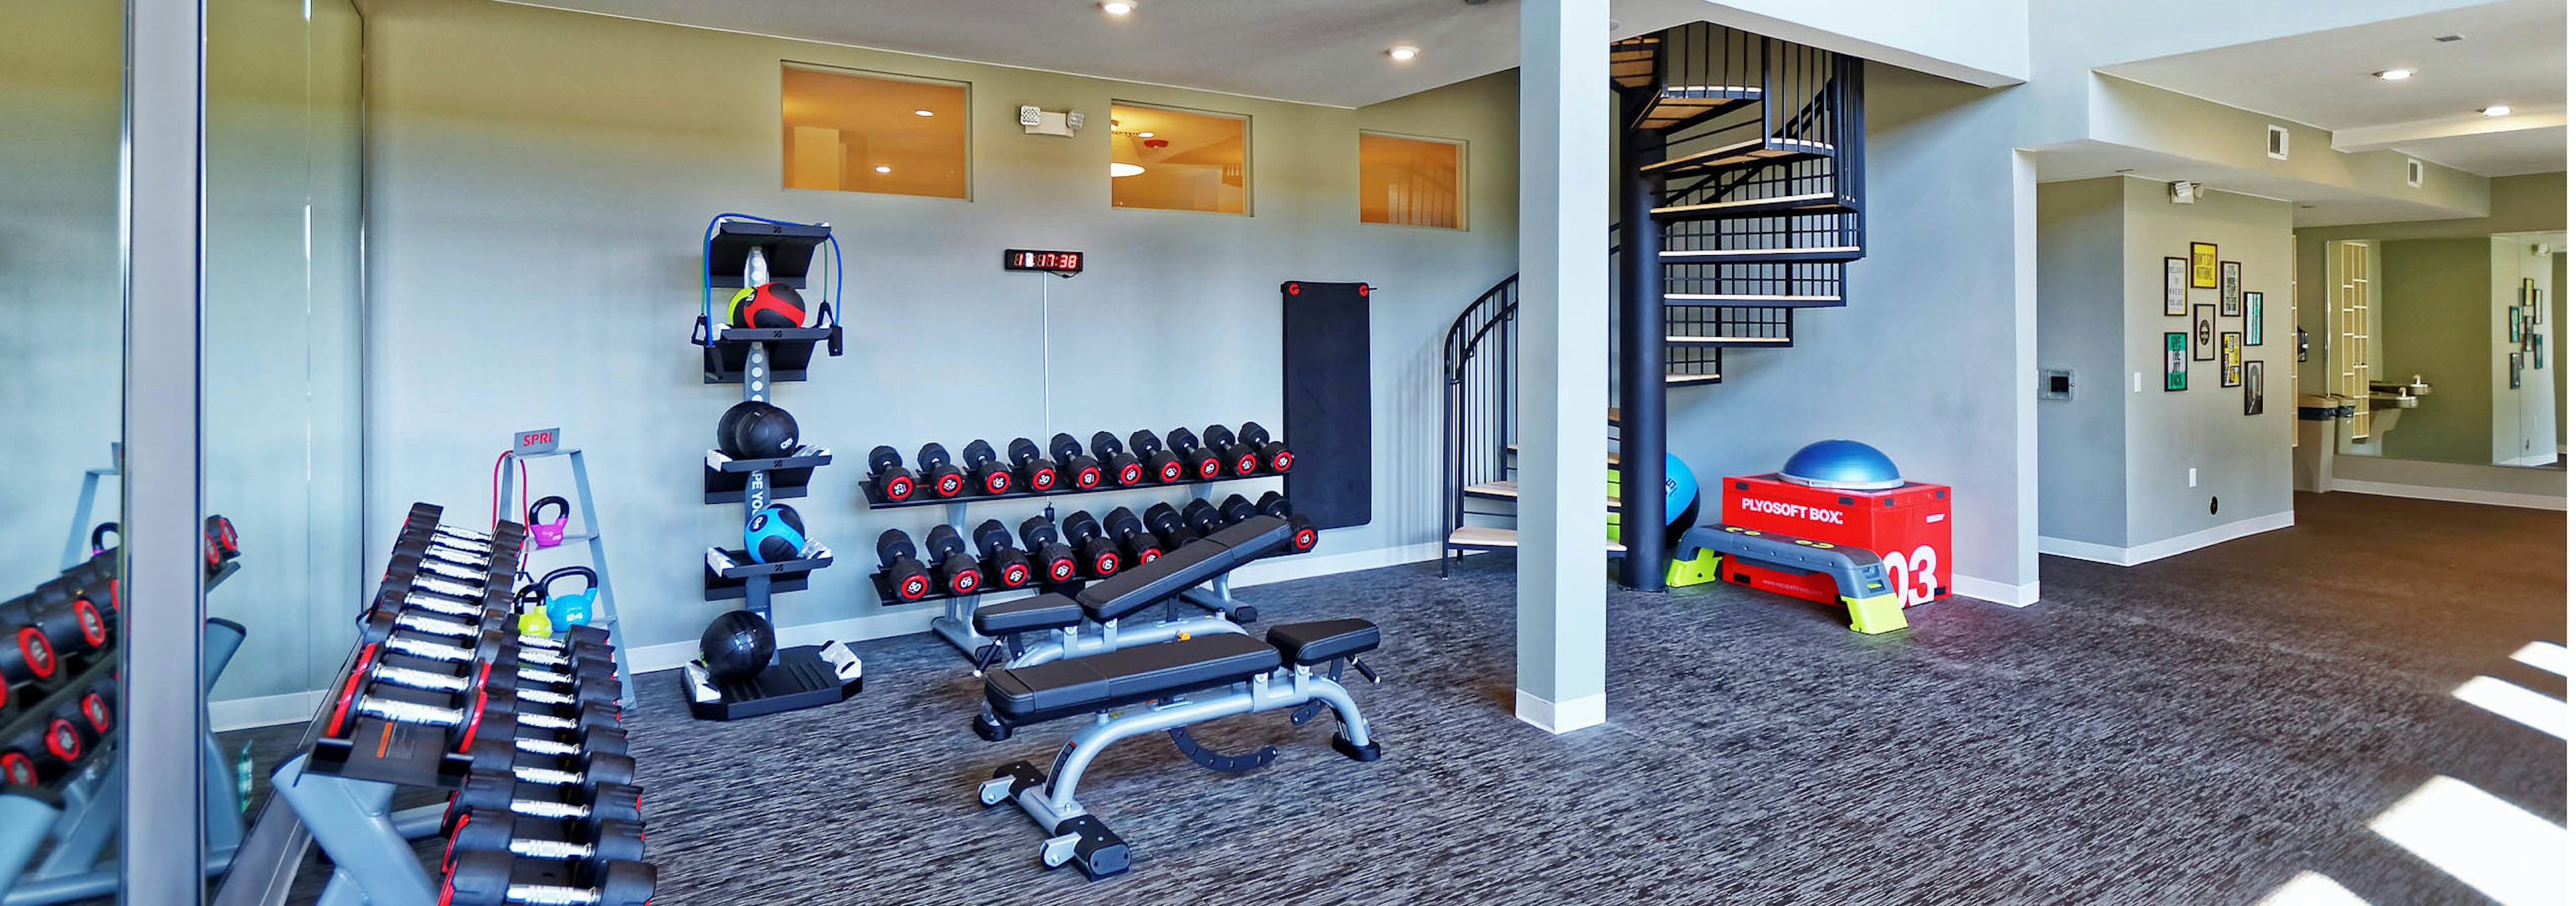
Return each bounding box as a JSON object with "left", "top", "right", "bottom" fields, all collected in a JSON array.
[
  {"left": 509, "top": 0, "right": 1723, "bottom": 109},
  {"left": 2098, "top": 0, "right": 2565, "bottom": 177}
]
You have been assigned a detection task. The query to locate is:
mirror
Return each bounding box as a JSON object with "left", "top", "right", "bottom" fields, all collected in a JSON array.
[{"left": 2328, "top": 232, "right": 2565, "bottom": 469}]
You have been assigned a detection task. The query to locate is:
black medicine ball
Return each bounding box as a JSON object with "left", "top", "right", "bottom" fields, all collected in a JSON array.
[
  {"left": 698, "top": 609, "right": 775, "bottom": 682},
  {"left": 717, "top": 401, "right": 800, "bottom": 460}
]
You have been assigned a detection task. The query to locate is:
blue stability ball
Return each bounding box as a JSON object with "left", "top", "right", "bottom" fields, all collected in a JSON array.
[
  {"left": 1663, "top": 453, "right": 1700, "bottom": 530},
  {"left": 1778, "top": 440, "right": 1904, "bottom": 491}
]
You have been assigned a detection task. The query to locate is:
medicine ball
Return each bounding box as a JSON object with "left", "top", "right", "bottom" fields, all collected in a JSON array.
[
  {"left": 717, "top": 401, "right": 800, "bottom": 459},
  {"left": 1664, "top": 452, "right": 1701, "bottom": 532},
  {"left": 730, "top": 281, "right": 807, "bottom": 330},
  {"left": 745, "top": 504, "right": 808, "bottom": 564},
  {"left": 698, "top": 609, "right": 775, "bottom": 682}
]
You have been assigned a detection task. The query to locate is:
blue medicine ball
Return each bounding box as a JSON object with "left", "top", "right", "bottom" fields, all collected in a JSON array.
[
  {"left": 1778, "top": 440, "right": 1904, "bottom": 491},
  {"left": 745, "top": 504, "right": 808, "bottom": 564}
]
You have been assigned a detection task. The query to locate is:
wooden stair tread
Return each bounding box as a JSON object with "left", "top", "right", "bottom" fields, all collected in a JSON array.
[
  {"left": 1507, "top": 444, "right": 1621, "bottom": 466},
  {"left": 1664, "top": 293, "right": 1844, "bottom": 306},
  {"left": 1666, "top": 334, "right": 1790, "bottom": 346},
  {"left": 1642, "top": 138, "right": 1835, "bottom": 176},
  {"left": 1653, "top": 192, "right": 1847, "bottom": 219},
  {"left": 1632, "top": 91, "right": 1760, "bottom": 132},
  {"left": 1665, "top": 373, "right": 1723, "bottom": 385},
  {"left": 1447, "top": 525, "right": 1624, "bottom": 554},
  {"left": 1658, "top": 245, "right": 1862, "bottom": 260},
  {"left": 1462, "top": 480, "right": 1621, "bottom": 509}
]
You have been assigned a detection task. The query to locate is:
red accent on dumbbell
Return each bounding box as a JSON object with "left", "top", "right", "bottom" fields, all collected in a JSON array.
[
  {"left": 949, "top": 569, "right": 979, "bottom": 595},
  {"left": 15, "top": 627, "right": 54, "bottom": 680},
  {"left": 44, "top": 720, "right": 79, "bottom": 762},
  {"left": 983, "top": 472, "right": 1012, "bottom": 494},
  {"left": 327, "top": 644, "right": 377, "bottom": 736},
  {"left": 1357, "top": 285, "right": 1370, "bottom": 296},
  {"left": 1092, "top": 552, "right": 1120, "bottom": 576},
  {"left": 80, "top": 694, "right": 111, "bottom": 732},
  {"left": 1050, "top": 560, "right": 1076, "bottom": 581},
  {"left": 1271, "top": 450, "right": 1295, "bottom": 472},
  {"left": 1029, "top": 468, "right": 1057, "bottom": 491},
  {"left": 1002, "top": 563, "right": 1030, "bottom": 587},
  {"left": 72, "top": 599, "right": 107, "bottom": 647},
  {"left": 1294, "top": 527, "right": 1318, "bottom": 552},
  {"left": 1117, "top": 464, "right": 1143, "bottom": 485},
  {"left": 882, "top": 474, "right": 915, "bottom": 501},
  {"left": 1073, "top": 466, "right": 1103, "bottom": 489},
  {"left": 1157, "top": 460, "right": 1184, "bottom": 482},
  {"left": 1287, "top": 283, "right": 1301, "bottom": 295},
  {"left": 1196, "top": 458, "right": 1222, "bottom": 479},
  {"left": 1137, "top": 548, "right": 1161, "bottom": 563},
  {"left": 898, "top": 574, "right": 930, "bottom": 600},
  {"left": 1, "top": 752, "right": 34, "bottom": 787},
  {"left": 456, "top": 687, "right": 489, "bottom": 752}
]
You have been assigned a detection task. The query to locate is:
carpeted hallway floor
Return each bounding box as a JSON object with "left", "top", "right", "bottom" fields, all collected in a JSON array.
[{"left": 224, "top": 491, "right": 2565, "bottom": 905}]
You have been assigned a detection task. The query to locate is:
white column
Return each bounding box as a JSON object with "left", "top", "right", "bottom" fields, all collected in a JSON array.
[{"left": 1515, "top": 0, "right": 1611, "bottom": 735}]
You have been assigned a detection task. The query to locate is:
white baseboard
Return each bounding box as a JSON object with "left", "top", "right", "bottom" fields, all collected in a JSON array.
[
  {"left": 2500, "top": 453, "right": 2559, "bottom": 468},
  {"left": 210, "top": 690, "right": 324, "bottom": 732},
  {"left": 1514, "top": 689, "right": 1605, "bottom": 734},
  {"left": 2039, "top": 509, "right": 2298, "bottom": 567},
  {"left": 2329, "top": 479, "right": 2567, "bottom": 511},
  {"left": 1951, "top": 574, "right": 2039, "bottom": 607}
]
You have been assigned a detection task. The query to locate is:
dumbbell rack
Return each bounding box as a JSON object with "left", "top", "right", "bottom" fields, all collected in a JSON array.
[
  {"left": 862, "top": 464, "right": 1291, "bottom": 660},
  {"left": 216, "top": 505, "right": 654, "bottom": 906},
  {"left": 1, "top": 550, "right": 248, "bottom": 906},
  {"left": 686, "top": 217, "right": 861, "bottom": 721}
]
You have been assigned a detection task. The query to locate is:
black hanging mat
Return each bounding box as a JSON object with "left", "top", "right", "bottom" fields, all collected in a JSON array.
[{"left": 1280, "top": 281, "right": 1373, "bottom": 531}]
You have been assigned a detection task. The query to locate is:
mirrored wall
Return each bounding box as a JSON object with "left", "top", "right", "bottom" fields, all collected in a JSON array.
[{"left": 2327, "top": 232, "right": 2566, "bottom": 470}]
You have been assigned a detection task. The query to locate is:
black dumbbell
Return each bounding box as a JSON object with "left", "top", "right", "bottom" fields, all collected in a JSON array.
[
  {"left": 1016, "top": 516, "right": 1081, "bottom": 585},
  {"left": 962, "top": 440, "right": 1014, "bottom": 495},
  {"left": 442, "top": 850, "right": 655, "bottom": 906},
  {"left": 1141, "top": 503, "right": 1196, "bottom": 549},
  {"left": 443, "top": 768, "right": 644, "bottom": 832},
  {"left": 1130, "top": 431, "right": 1186, "bottom": 483},
  {"left": 877, "top": 530, "right": 932, "bottom": 602},
  {"left": 1006, "top": 438, "right": 1060, "bottom": 493},
  {"left": 72, "top": 676, "right": 114, "bottom": 737},
  {"left": 0, "top": 617, "right": 62, "bottom": 687},
  {"left": 918, "top": 444, "right": 968, "bottom": 499},
  {"left": 1256, "top": 491, "right": 1321, "bottom": 554},
  {"left": 1102, "top": 507, "right": 1163, "bottom": 564},
  {"left": 867, "top": 446, "right": 918, "bottom": 502},
  {"left": 325, "top": 658, "right": 617, "bottom": 745},
  {"left": 464, "top": 741, "right": 636, "bottom": 792},
  {"left": 972, "top": 520, "right": 1034, "bottom": 590},
  {"left": 924, "top": 524, "right": 984, "bottom": 596},
  {"left": 203, "top": 514, "right": 241, "bottom": 576},
  {"left": 1216, "top": 493, "right": 1259, "bottom": 525},
  {"left": 1061, "top": 511, "right": 1122, "bottom": 578},
  {"left": 1166, "top": 427, "right": 1225, "bottom": 481},
  {"left": 1049, "top": 434, "right": 1106, "bottom": 491},
  {"left": 1180, "top": 499, "right": 1226, "bottom": 538},
  {"left": 392, "top": 593, "right": 614, "bottom": 654},
  {"left": 1089, "top": 432, "right": 1144, "bottom": 487},
  {"left": 356, "top": 643, "right": 618, "bottom": 712},
  {"left": 371, "top": 610, "right": 614, "bottom": 674},
  {"left": 444, "top": 805, "right": 646, "bottom": 874},
  {"left": 0, "top": 717, "right": 83, "bottom": 786},
  {"left": 1203, "top": 424, "right": 1263, "bottom": 477},
  {"left": 1239, "top": 422, "right": 1294, "bottom": 472}
]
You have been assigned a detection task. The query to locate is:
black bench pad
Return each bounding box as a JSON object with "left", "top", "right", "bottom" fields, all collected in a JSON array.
[
  {"left": 985, "top": 634, "right": 1281, "bottom": 725},
  {"left": 972, "top": 593, "right": 1085, "bottom": 635},
  {"left": 1074, "top": 516, "right": 1289, "bottom": 622},
  {"left": 1265, "top": 619, "right": 1380, "bottom": 665}
]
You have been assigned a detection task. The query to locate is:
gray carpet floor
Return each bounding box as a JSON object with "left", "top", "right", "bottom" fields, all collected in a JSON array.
[{"left": 218, "top": 491, "right": 2564, "bottom": 905}]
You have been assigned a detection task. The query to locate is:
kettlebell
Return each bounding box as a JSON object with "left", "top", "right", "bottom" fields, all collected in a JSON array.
[
  {"left": 538, "top": 566, "right": 599, "bottom": 628},
  {"left": 88, "top": 523, "right": 118, "bottom": 556},
  {"left": 527, "top": 496, "right": 572, "bottom": 548},
  {"left": 513, "top": 573, "right": 554, "bottom": 638}
]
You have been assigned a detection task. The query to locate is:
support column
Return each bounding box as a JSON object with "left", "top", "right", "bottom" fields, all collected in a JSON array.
[
  {"left": 127, "top": 0, "right": 209, "bottom": 901},
  {"left": 1515, "top": 0, "right": 1612, "bottom": 735},
  {"left": 1617, "top": 123, "right": 1666, "bottom": 592}
]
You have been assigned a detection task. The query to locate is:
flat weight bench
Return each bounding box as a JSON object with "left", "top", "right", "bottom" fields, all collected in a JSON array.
[
  {"left": 975, "top": 617, "right": 1383, "bottom": 879},
  {"left": 969, "top": 517, "right": 1292, "bottom": 676}
]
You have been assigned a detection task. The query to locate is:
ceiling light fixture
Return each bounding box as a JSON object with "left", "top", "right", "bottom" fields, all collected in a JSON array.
[
  {"left": 2375, "top": 68, "right": 2414, "bottom": 81},
  {"left": 874, "top": 165, "right": 893, "bottom": 174},
  {"left": 1099, "top": 0, "right": 1134, "bottom": 15},
  {"left": 1387, "top": 45, "right": 1420, "bottom": 62},
  {"left": 914, "top": 109, "right": 935, "bottom": 117},
  {"left": 2481, "top": 104, "right": 2511, "bottom": 117},
  {"left": 1136, "top": 132, "right": 1153, "bottom": 138},
  {"left": 1110, "top": 162, "right": 1145, "bottom": 177}
]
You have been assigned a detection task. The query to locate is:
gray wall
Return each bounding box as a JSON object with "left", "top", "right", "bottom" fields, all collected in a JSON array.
[
  {"left": 0, "top": 0, "right": 123, "bottom": 591},
  {"left": 2376, "top": 238, "right": 2492, "bottom": 463},
  {"left": 2035, "top": 177, "right": 2128, "bottom": 547},
  {"left": 1664, "top": 62, "right": 2035, "bottom": 596},
  {"left": 355, "top": 0, "right": 1521, "bottom": 664}
]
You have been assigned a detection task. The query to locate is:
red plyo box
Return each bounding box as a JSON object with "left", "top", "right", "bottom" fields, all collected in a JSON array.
[{"left": 1717, "top": 473, "right": 1951, "bottom": 608}]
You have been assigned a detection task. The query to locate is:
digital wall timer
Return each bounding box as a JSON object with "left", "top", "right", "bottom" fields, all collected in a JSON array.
[{"left": 1003, "top": 248, "right": 1084, "bottom": 274}]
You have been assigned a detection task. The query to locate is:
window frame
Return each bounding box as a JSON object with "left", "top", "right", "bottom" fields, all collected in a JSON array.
[
  {"left": 1356, "top": 129, "right": 1468, "bottom": 231},
  {"left": 1106, "top": 99, "right": 1252, "bottom": 217},
  {"left": 780, "top": 60, "right": 974, "bottom": 201}
]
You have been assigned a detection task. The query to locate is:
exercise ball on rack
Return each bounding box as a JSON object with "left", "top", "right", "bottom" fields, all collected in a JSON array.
[
  {"left": 1777, "top": 440, "right": 1904, "bottom": 491},
  {"left": 730, "top": 281, "right": 808, "bottom": 330},
  {"left": 744, "top": 503, "right": 808, "bottom": 564},
  {"left": 717, "top": 401, "right": 800, "bottom": 460},
  {"left": 698, "top": 609, "right": 774, "bottom": 682},
  {"left": 1664, "top": 453, "right": 1700, "bottom": 531}
]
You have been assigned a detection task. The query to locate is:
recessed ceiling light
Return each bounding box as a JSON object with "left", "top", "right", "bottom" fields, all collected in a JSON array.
[
  {"left": 2114, "top": 168, "right": 2134, "bottom": 173},
  {"left": 1136, "top": 132, "right": 1154, "bottom": 138},
  {"left": 2481, "top": 104, "right": 2512, "bottom": 117},
  {"left": 1388, "top": 45, "right": 1420, "bottom": 62},
  {"left": 1110, "top": 162, "right": 1145, "bottom": 177},
  {"left": 2433, "top": 33, "right": 2465, "bottom": 42},
  {"left": 2375, "top": 68, "right": 2414, "bottom": 81},
  {"left": 874, "top": 165, "right": 893, "bottom": 174},
  {"left": 1099, "top": 0, "right": 1134, "bottom": 15},
  {"left": 913, "top": 109, "right": 934, "bottom": 117}
]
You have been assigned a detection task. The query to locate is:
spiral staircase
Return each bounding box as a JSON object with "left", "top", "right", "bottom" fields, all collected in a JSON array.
[{"left": 1440, "top": 23, "right": 1866, "bottom": 586}]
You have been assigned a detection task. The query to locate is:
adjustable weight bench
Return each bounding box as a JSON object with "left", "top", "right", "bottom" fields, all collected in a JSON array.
[
  {"left": 974, "top": 617, "right": 1383, "bottom": 879},
  {"left": 969, "top": 517, "right": 1292, "bottom": 675}
]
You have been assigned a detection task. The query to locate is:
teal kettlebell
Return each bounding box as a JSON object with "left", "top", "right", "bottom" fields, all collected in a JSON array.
[{"left": 538, "top": 566, "right": 599, "bottom": 628}]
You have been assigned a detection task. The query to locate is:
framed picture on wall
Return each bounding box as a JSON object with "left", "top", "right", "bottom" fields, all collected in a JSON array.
[
  {"left": 2190, "top": 242, "right": 2220, "bottom": 289},
  {"left": 2245, "top": 291, "right": 2264, "bottom": 344},
  {"left": 2164, "top": 332, "right": 2188, "bottom": 391},
  {"left": 2243, "top": 361, "right": 2264, "bottom": 415},
  {"left": 2193, "top": 305, "right": 2218, "bottom": 361},
  {"left": 2510, "top": 352, "right": 2524, "bottom": 389},
  {"left": 2165, "top": 256, "right": 2190, "bottom": 315},
  {"left": 2534, "top": 334, "right": 2546, "bottom": 370},
  {"left": 2219, "top": 260, "right": 2243, "bottom": 315},
  {"left": 2221, "top": 332, "right": 2243, "bottom": 387},
  {"left": 2510, "top": 304, "right": 2524, "bottom": 342}
]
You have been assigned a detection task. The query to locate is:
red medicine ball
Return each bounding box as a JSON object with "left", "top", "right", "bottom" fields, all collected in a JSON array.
[{"left": 732, "top": 282, "right": 808, "bottom": 330}]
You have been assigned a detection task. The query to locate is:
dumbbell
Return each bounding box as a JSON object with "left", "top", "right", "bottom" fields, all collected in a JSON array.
[
  {"left": 0, "top": 619, "right": 59, "bottom": 686},
  {"left": 1256, "top": 491, "right": 1321, "bottom": 554},
  {"left": 867, "top": 446, "right": 918, "bottom": 502},
  {"left": 371, "top": 609, "right": 614, "bottom": 673},
  {"left": 1049, "top": 434, "right": 1106, "bottom": 490},
  {"left": 71, "top": 676, "right": 113, "bottom": 737},
  {"left": 924, "top": 524, "right": 984, "bottom": 595},
  {"left": 1089, "top": 432, "right": 1146, "bottom": 487},
  {"left": 1016, "top": 516, "right": 1080, "bottom": 585},
  {"left": 1129, "top": 431, "right": 1186, "bottom": 484},
  {"left": 918, "top": 443, "right": 968, "bottom": 499},
  {"left": 355, "top": 643, "right": 618, "bottom": 711},
  {"left": 444, "top": 768, "right": 643, "bottom": 831},
  {"left": 1166, "top": 427, "right": 1225, "bottom": 481},
  {"left": 0, "top": 717, "right": 83, "bottom": 787},
  {"left": 1060, "top": 511, "right": 1122, "bottom": 578},
  {"left": 1216, "top": 493, "right": 1259, "bottom": 525},
  {"left": 1, "top": 591, "right": 102, "bottom": 662},
  {"left": 972, "top": 520, "right": 1034, "bottom": 590},
  {"left": 1006, "top": 438, "right": 1061, "bottom": 493},
  {"left": 877, "top": 530, "right": 932, "bottom": 602},
  {"left": 1140, "top": 503, "right": 1196, "bottom": 549},
  {"left": 445, "top": 806, "right": 645, "bottom": 874},
  {"left": 394, "top": 592, "right": 612, "bottom": 653},
  {"left": 1203, "top": 424, "right": 1263, "bottom": 477},
  {"left": 1238, "top": 422, "right": 1294, "bottom": 472},
  {"left": 1180, "top": 499, "right": 1227, "bottom": 538},
  {"left": 203, "top": 514, "right": 241, "bottom": 575},
  {"left": 441, "top": 850, "right": 655, "bottom": 906},
  {"left": 326, "top": 658, "right": 619, "bottom": 744},
  {"left": 1102, "top": 507, "right": 1163, "bottom": 564},
  {"left": 961, "top": 440, "right": 1015, "bottom": 495}
]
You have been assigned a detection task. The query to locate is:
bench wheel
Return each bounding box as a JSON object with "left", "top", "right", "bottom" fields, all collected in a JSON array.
[
  {"left": 972, "top": 713, "right": 1012, "bottom": 742},
  {"left": 977, "top": 776, "right": 1015, "bottom": 807},
  {"left": 1040, "top": 832, "right": 1081, "bottom": 869},
  {"left": 1228, "top": 605, "right": 1257, "bottom": 623}
]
